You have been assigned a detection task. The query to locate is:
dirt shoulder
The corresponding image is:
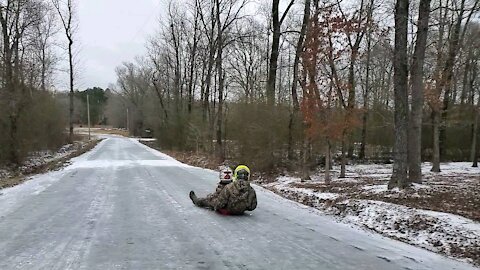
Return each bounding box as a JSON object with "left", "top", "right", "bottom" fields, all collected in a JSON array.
[{"left": 0, "top": 138, "right": 102, "bottom": 189}]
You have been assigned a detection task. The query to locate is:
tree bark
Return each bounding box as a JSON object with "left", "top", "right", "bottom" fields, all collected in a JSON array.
[
  {"left": 340, "top": 135, "right": 346, "bottom": 178},
  {"left": 288, "top": 0, "right": 310, "bottom": 160},
  {"left": 68, "top": 36, "right": 74, "bottom": 143},
  {"left": 266, "top": 0, "right": 294, "bottom": 106},
  {"left": 187, "top": 7, "right": 200, "bottom": 114},
  {"left": 53, "top": 0, "right": 75, "bottom": 143},
  {"left": 437, "top": 0, "right": 467, "bottom": 163},
  {"left": 215, "top": 0, "right": 224, "bottom": 161},
  {"left": 325, "top": 140, "right": 331, "bottom": 184},
  {"left": 301, "top": 136, "right": 311, "bottom": 181},
  {"left": 460, "top": 54, "right": 472, "bottom": 105},
  {"left": 431, "top": 111, "right": 441, "bottom": 172},
  {"left": 408, "top": 0, "right": 431, "bottom": 183},
  {"left": 388, "top": 0, "right": 409, "bottom": 189},
  {"left": 291, "top": 0, "right": 310, "bottom": 111},
  {"left": 266, "top": 0, "right": 280, "bottom": 106},
  {"left": 471, "top": 95, "right": 479, "bottom": 167},
  {"left": 430, "top": 0, "right": 446, "bottom": 172},
  {"left": 359, "top": 5, "right": 373, "bottom": 160}
]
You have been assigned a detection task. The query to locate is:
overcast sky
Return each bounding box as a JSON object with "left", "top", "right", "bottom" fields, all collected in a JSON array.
[{"left": 70, "top": 0, "right": 164, "bottom": 90}]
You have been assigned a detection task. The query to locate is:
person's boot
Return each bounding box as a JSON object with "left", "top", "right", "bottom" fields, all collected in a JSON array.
[{"left": 189, "top": 191, "right": 199, "bottom": 205}]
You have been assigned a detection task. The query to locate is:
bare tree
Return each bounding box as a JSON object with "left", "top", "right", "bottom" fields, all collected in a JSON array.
[
  {"left": 388, "top": 0, "right": 409, "bottom": 189},
  {"left": 431, "top": 0, "right": 479, "bottom": 172},
  {"left": 0, "top": 0, "right": 43, "bottom": 163},
  {"left": 52, "top": 0, "right": 76, "bottom": 143},
  {"left": 288, "top": 0, "right": 310, "bottom": 160},
  {"left": 34, "top": 2, "right": 58, "bottom": 92},
  {"left": 472, "top": 89, "right": 480, "bottom": 167},
  {"left": 266, "top": 0, "right": 295, "bottom": 106},
  {"left": 408, "top": 0, "right": 432, "bottom": 183}
]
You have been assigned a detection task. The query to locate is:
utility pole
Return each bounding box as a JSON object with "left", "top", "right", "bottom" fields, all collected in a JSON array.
[{"left": 87, "top": 93, "right": 91, "bottom": 141}]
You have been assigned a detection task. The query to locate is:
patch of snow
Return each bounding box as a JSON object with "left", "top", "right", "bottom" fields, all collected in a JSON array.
[
  {"left": 341, "top": 200, "right": 480, "bottom": 256},
  {"left": 422, "top": 162, "right": 479, "bottom": 175},
  {"left": 418, "top": 209, "right": 480, "bottom": 232},
  {"left": 65, "top": 160, "right": 188, "bottom": 170},
  {"left": 362, "top": 184, "right": 388, "bottom": 193},
  {"left": 135, "top": 138, "right": 157, "bottom": 142},
  {"left": 264, "top": 165, "right": 480, "bottom": 265},
  {"left": 411, "top": 183, "right": 431, "bottom": 190},
  {"left": 313, "top": 191, "right": 339, "bottom": 200},
  {"left": 274, "top": 176, "right": 299, "bottom": 185},
  {"left": 325, "top": 162, "right": 480, "bottom": 180}
]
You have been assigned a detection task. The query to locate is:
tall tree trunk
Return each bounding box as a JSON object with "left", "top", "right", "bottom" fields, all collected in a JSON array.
[
  {"left": 437, "top": 0, "right": 466, "bottom": 163},
  {"left": 408, "top": 0, "right": 431, "bottom": 183},
  {"left": 301, "top": 136, "right": 311, "bottom": 181},
  {"left": 202, "top": 3, "right": 216, "bottom": 123},
  {"left": 170, "top": 21, "right": 181, "bottom": 115},
  {"left": 215, "top": 0, "right": 224, "bottom": 161},
  {"left": 471, "top": 94, "right": 479, "bottom": 167},
  {"left": 267, "top": 0, "right": 280, "bottom": 106},
  {"left": 267, "top": 0, "right": 294, "bottom": 106},
  {"left": 291, "top": 0, "right": 310, "bottom": 111},
  {"left": 388, "top": 0, "right": 409, "bottom": 189},
  {"left": 68, "top": 37, "right": 74, "bottom": 143},
  {"left": 41, "top": 46, "right": 46, "bottom": 91},
  {"left": 1, "top": 4, "right": 20, "bottom": 164},
  {"left": 431, "top": 111, "right": 441, "bottom": 172},
  {"left": 53, "top": 0, "right": 75, "bottom": 143},
  {"left": 346, "top": 49, "right": 358, "bottom": 159},
  {"left": 359, "top": 9, "right": 373, "bottom": 160},
  {"left": 430, "top": 0, "right": 446, "bottom": 172},
  {"left": 325, "top": 140, "right": 331, "bottom": 184},
  {"left": 187, "top": 11, "right": 199, "bottom": 114},
  {"left": 340, "top": 135, "right": 346, "bottom": 178},
  {"left": 287, "top": 112, "right": 295, "bottom": 160},
  {"left": 288, "top": 0, "right": 311, "bottom": 160},
  {"left": 460, "top": 54, "right": 472, "bottom": 105}
]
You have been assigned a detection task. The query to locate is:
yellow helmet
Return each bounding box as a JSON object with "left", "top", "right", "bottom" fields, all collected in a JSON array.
[{"left": 234, "top": 165, "right": 250, "bottom": 181}]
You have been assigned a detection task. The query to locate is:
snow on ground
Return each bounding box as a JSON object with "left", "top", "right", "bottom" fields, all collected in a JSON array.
[
  {"left": 0, "top": 143, "right": 82, "bottom": 178},
  {"left": 342, "top": 200, "right": 480, "bottom": 259},
  {"left": 135, "top": 138, "right": 157, "bottom": 142},
  {"left": 17, "top": 144, "right": 76, "bottom": 174},
  {"left": 0, "top": 136, "right": 98, "bottom": 190},
  {"left": 261, "top": 162, "right": 480, "bottom": 265}
]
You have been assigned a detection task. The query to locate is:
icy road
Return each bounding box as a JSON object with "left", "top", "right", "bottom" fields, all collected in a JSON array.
[{"left": 0, "top": 137, "right": 476, "bottom": 270}]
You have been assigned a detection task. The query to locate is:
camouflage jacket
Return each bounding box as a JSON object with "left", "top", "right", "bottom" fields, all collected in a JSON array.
[
  {"left": 215, "top": 180, "right": 231, "bottom": 193},
  {"left": 211, "top": 180, "right": 257, "bottom": 214}
]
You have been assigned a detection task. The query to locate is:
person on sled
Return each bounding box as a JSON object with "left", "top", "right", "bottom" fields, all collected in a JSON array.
[{"left": 189, "top": 165, "right": 257, "bottom": 215}]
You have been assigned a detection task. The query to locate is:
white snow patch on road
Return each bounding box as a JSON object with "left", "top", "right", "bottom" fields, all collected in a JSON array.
[{"left": 66, "top": 160, "right": 188, "bottom": 170}]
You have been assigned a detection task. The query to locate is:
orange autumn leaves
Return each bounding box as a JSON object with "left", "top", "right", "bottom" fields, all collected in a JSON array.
[{"left": 299, "top": 6, "right": 363, "bottom": 143}]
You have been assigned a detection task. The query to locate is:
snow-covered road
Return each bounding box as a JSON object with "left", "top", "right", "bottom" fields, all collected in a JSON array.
[{"left": 0, "top": 137, "right": 476, "bottom": 270}]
